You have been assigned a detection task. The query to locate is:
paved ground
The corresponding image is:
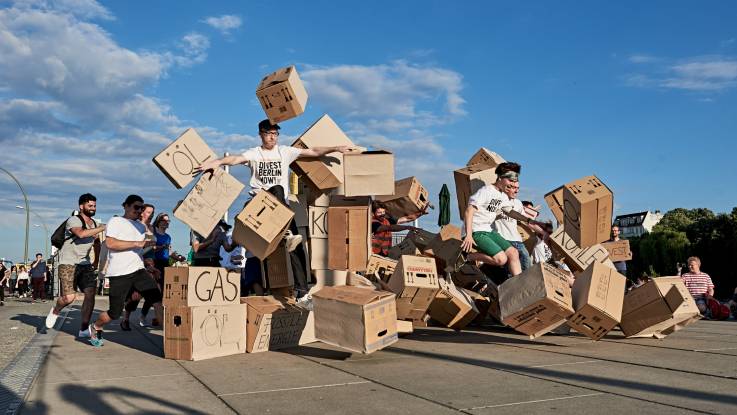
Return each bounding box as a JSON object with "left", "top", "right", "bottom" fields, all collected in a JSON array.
[
  {"left": 0, "top": 296, "right": 53, "bottom": 372},
  {"left": 3, "top": 297, "right": 737, "bottom": 414}
]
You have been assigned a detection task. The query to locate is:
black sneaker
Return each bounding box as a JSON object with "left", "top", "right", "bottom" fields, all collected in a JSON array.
[{"left": 120, "top": 320, "right": 132, "bottom": 331}]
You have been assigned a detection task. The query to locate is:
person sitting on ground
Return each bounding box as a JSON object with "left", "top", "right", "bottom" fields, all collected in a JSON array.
[
  {"left": 371, "top": 201, "right": 426, "bottom": 257},
  {"left": 680, "top": 256, "right": 715, "bottom": 315},
  {"left": 461, "top": 162, "right": 539, "bottom": 278}
]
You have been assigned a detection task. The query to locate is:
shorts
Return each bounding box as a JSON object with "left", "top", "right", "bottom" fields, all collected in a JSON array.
[
  {"left": 472, "top": 231, "right": 512, "bottom": 257},
  {"left": 58, "top": 264, "right": 97, "bottom": 296},
  {"left": 107, "top": 268, "right": 162, "bottom": 320}
]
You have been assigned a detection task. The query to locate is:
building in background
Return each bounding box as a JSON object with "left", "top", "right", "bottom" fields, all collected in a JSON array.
[{"left": 614, "top": 210, "right": 664, "bottom": 238}]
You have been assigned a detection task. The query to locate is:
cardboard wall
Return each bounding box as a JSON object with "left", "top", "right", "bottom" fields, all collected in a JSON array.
[
  {"left": 164, "top": 303, "right": 247, "bottom": 361},
  {"left": 163, "top": 267, "right": 241, "bottom": 307}
]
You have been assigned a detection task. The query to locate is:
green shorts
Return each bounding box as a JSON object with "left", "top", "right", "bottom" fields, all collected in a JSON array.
[{"left": 473, "top": 231, "right": 512, "bottom": 257}]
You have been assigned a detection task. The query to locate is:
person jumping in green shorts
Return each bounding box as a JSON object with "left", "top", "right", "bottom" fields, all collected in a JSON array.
[{"left": 461, "top": 162, "right": 538, "bottom": 277}]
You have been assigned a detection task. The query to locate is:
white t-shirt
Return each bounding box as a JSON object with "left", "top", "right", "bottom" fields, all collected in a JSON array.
[
  {"left": 241, "top": 145, "right": 302, "bottom": 198},
  {"left": 532, "top": 236, "right": 553, "bottom": 264},
  {"left": 492, "top": 197, "right": 524, "bottom": 242},
  {"left": 105, "top": 216, "right": 146, "bottom": 277},
  {"left": 468, "top": 185, "right": 513, "bottom": 233}
]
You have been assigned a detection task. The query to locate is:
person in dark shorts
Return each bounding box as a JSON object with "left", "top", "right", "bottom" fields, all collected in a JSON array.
[
  {"left": 45, "top": 194, "right": 106, "bottom": 336},
  {"left": 86, "top": 195, "right": 162, "bottom": 347}
]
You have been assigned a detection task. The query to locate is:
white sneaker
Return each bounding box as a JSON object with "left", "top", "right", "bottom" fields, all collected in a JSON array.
[
  {"left": 78, "top": 329, "right": 91, "bottom": 338},
  {"left": 45, "top": 307, "right": 59, "bottom": 329},
  {"left": 138, "top": 318, "right": 149, "bottom": 328},
  {"left": 284, "top": 231, "right": 303, "bottom": 252}
]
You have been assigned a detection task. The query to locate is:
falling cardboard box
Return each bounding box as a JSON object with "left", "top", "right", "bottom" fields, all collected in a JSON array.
[
  {"left": 366, "top": 254, "right": 398, "bottom": 283},
  {"left": 232, "top": 191, "right": 294, "bottom": 259},
  {"left": 242, "top": 296, "right": 311, "bottom": 353},
  {"left": 466, "top": 147, "right": 506, "bottom": 168},
  {"left": 486, "top": 281, "right": 502, "bottom": 323},
  {"left": 163, "top": 267, "right": 241, "bottom": 307},
  {"left": 499, "top": 263, "right": 575, "bottom": 338},
  {"left": 153, "top": 128, "right": 218, "bottom": 189},
  {"left": 428, "top": 279, "right": 479, "bottom": 330},
  {"left": 601, "top": 240, "right": 632, "bottom": 262},
  {"left": 544, "top": 186, "right": 565, "bottom": 225},
  {"left": 451, "top": 263, "right": 487, "bottom": 291},
  {"left": 620, "top": 277, "right": 701, "bottom": 339},
  {"left": 164, "top": 303, "right": 247, "bottom": 361},
  {"left": 256, "top": 65, "right": 308, "bottom": 124},
  {"left": 548, "top": 226, "right": 615, "bottom": 274},
  {"left": 454, "top": 164, "right": 498, "bottom": 218},
  {"left": 174, "top": 169, "right": 245, "bottom": 237},
  {"left": 463, "top": 288, "right": 492, "bottom": 325},
  {"left": 339, "top": 150, "right": 395, "bottom": 197},
  {"left": 312, "top": 286, "right": 399, "bottom": 354},
  {"left": 387, "top": 238, "right": 421, "bottom": 260},
  {"left": 327, "top": 196, "right": 371, "bottom": 271},
  {"left": 291, "top": 115, "right": 354, "bottom": 190},
  {"left": 563, "top": 175, "right": 613, "bottom": 248},
  {"left": 405, "top": 229, "right": 438, "bottom": 251},
  {"left": 423, "top": 225, "right": 465, "bottom": 273},
  {"left": 261, "top": 240, "right": 295, "bottom": 289},
  {"left": 388, "top": 255, "right": 441, "bottom": 320},
  {"left": 567, "top": 262, "right": 626, "bottom": 340},
  {"left": 374, "top": 176, "right": 430, "bottom": 218}
]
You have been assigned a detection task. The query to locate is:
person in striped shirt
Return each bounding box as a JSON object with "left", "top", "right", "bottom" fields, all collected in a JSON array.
[{"left": 681, "top": 256, "right": 714, "bottom": 315}]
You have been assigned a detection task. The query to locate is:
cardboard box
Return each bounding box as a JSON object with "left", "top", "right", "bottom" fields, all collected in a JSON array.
[
  {"left": 388, "top": 255, "right": 441, "bottom": 320},
  {"left": 164, "top": 303, "right": 247, "bottom": 361},
  {"left": 466, "top": 148, "right": 506, "bottom": 168},
  {"left": 163, "top": 267, "right": 240, "bottom": 307},
  {"left": 312, "top": 286, "right": 399, "bottom": 354},
  {"left": 423, "top": 225, "right": 464, "bottom": 273},
  {"left": 406, "top": 229, "right": 438, "bottom": 251},
  {"left": 256, "top": 65, "right": 308, "bottom": 123},
  {"left": 366, "top": 255, "right": 398, "bottom": 282},
  {"left": 548, "top": 226, "right": 615, "bottom": 273},
  {"left": 486, "top": 282, "right": 502, "bottom": 323},
  {"left": 567, "top": 262, "right": 626, "bottom": 340},
  {"left": 454, "top": 164, "right": 498, "bottom": 218},
  {"left": 601, "top": 240, "right": 632, "bottom": 262},
  {"left": 173, "top": 169, "right": 245, "bottom": 237},
  {"left": 396, "top": 319, "right": 414, "bottom": 334},
  {"left": 428, "top": 279, "right": 479, "bottom": 330},
  {"left": 291, "top": 115, "right": 354, "bottom": 190},
  {"left": 261, "top": 240, "right": 294, "bottom": 289},
  {"left": 288, "top": 193, "right": 309, "bottom": 228},
  {"left": 451, "top": 263, "right": 487, "bottom": 291},
  {"left": 307, "top": 206, "right": 328, "bottom": 239},
  {"left": 498, "top": 263, "right": 575, "bottom": 338},
  {"left": 300, "top": 180, "right": 333, "bottom": 207},
  {"left": 374, "top": 176, "right": 430, "bottom": 218},
  {"left": 327, "top": 196, "right": 371, "bottom": 271},
  {"left": 563, "top": 175, "right": 613, "bottom": 248},
  {"left": 339, "top": 151, "right": 395, "bottom": 197},
  {"left": 153, "top": 128, "right": 218, "bottom": 189},
  {"left": 544, "top": 186, "right": 565, "bottom": 225},
  {"left": 387, "top": 238, "right": 421, "bottom": 260},
  {"left": 232, "top": 191, "right": 294, "bottom": 260},
  {"left": 463, "top": 289, "right": 492, "bottom": 324},
  {"left": 242, "top": 296, "right": 311, "bottom": 353},
  {"left": 620, "top": 277, "right": 701, "bottom": 339},
  {"left": 309, "top": 237, "right": 329, "bottom": 271},
  {"left": 518, "top": 222, "right": 537, "bottom": 256}
]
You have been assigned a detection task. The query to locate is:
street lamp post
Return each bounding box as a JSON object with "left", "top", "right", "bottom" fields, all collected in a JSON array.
[
  {"left": 16, "top": 206, "right": 50, "bottom": 258},
  {"left": 1, "top": 167, "right": 29, "bottom": 264}
]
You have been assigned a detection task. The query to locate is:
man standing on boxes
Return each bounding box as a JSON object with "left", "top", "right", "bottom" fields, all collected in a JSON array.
[
  {"left": 195, "top": 119, "right": 354, "bottom": 296},
  {"left": 461, "top": 162, "right": 534, "bottom": 277},
  {"left": 87, "top": 195, "right": 163, "bottom": 347}
]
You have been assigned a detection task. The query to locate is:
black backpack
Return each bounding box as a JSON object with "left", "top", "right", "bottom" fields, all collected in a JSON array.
[{"left": 50, "top": 215, "right": 92, "bottom": 249}]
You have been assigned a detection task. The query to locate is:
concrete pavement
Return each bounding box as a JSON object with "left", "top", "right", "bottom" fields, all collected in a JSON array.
[{"left": 4, "top": 297, "right": 737, "bottom": 414}]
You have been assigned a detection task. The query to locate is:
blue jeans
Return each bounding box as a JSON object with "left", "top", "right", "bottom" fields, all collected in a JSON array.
[{"left": 510, "top": 241, "right": 531, "bottom": 272}]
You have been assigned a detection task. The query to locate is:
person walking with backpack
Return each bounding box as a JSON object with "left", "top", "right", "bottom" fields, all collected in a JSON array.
[
  {"left": 45, "top": 194, "right": 105, "bottom": 336},
  {"left": 28, "top": 253, "right": 48, "bottom": 303}
]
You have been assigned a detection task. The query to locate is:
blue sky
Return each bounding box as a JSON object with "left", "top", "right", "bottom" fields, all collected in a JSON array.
[{"left": 1, "top": 0, "right": 736, "bottom": 262}]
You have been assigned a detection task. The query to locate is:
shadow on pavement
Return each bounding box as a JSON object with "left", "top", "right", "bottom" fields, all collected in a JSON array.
[
  {"left": 403, "top": 326, "right": 569, "bottom": 347},
  {"left": 387, "top": 346, "right": 737, "bottom": 407},
  {"left": 20, "top": 384, "right": 207, "bottom": 415},
  {"left": 10, "top": 314, "right": 48, "bottom": 335}
]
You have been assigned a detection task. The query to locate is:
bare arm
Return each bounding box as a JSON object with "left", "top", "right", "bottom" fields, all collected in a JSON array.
[
  {"left": 194, "top": 154, "right": 249, "bottom": 173},
  {"left": 299, "top": 146, "right": 355, "bottom": 158},
  {"left": 106, "top": 236, "right": 152, "bottom": 251},
  {"left": 70, "top": 224, "right": 106, "bottom": 239},
  {"left": 461, "top": 205, "right": 477, "bottom": 252}
]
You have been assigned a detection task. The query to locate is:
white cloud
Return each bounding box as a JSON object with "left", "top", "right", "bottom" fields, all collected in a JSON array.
[
  {"left": 202, "top": 14, "right": 242, "bottom": 35},
  {"left": 624, "top": 55, "right": 737, "bottom": 92},
  {"left": 628, "top": 54, "right": 659, "bottom": 64}
]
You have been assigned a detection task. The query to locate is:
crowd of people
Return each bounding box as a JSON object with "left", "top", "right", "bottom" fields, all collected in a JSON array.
[
  {"left": 0, "top": 254, "right": 52, "bottom": 305},
  {"left": 1, "top": 117, "right": 734, "bottom": 347}
]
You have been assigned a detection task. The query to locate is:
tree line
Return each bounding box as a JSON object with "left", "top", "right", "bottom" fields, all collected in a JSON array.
[{"left": 628, "top": 207, "right": 737, "bottom": 299}]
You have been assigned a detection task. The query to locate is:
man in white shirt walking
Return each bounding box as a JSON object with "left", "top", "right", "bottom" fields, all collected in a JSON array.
[{"left": 87, "top": 195, "right": 162, "bottom": 347}]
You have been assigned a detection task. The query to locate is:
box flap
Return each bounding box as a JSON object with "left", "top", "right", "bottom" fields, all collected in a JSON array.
[
  {"left": 313, "top": 285, "right": 394, "bottom": 305},
  {"left": 257, "top": 66, "right": 295, "bottom": 90}
]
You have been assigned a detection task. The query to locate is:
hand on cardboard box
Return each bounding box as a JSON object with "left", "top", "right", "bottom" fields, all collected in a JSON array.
[
  {"left": 193, "top": 159, "right": 221, "bottom": 176},
  {"left": 461, "top": 235, "right": 475, "bottom": 253}
]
